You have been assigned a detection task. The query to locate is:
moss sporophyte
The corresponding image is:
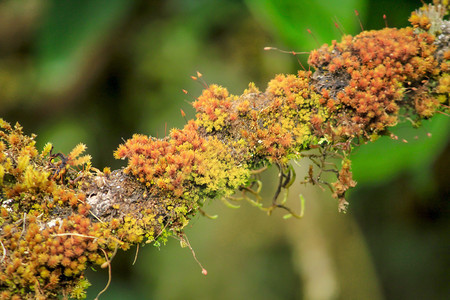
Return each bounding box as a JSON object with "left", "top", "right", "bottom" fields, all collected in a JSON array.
[{"left": 1, "top": 1, "right": 449, "bottom": 299}]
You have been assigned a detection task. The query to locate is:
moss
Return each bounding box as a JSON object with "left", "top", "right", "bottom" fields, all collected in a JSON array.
[
  {"left": 193, "top": 84, "right": 237, "bottom": 133},
  {"left": 309, "top": 26, "right": 442, "bottom": 138},
  {"left": 0, "top": 120, "right": 114, "bottom": 298},
  {"left": 1, "top": 1, "right": 448, "bottom": 298},
  {"left": 116, "top": 4, "right": 447, "bottom": 214}
]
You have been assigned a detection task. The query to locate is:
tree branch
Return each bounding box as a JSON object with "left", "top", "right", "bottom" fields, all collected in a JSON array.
[{"left": 0, "top": 1, "right": 448, "bottom": 299}]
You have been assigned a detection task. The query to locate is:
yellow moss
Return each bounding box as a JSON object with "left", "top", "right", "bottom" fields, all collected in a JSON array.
[
  {"left": 68, "top": 143, "right": 87, "bottom": 160},
  {"left": 41, "top": 142, "right": 53, "bottom": 157},
  {"left": 191, "top": 137, "right": 249, "bottom": 197},
  {"left": 23, "top": 166, "right": 51, "bottom": 191},
  {"left": 16, "top": 154, "right": 30, "bottom": 173},
  {"left": 436, "top": 73, "right": 450, "bottom": 94},
  {"left": 0, "top": 164, "right": 4, "bottom": 185},
  {"left": 243, "top": 82, "right": 261, "bottom": 94},
  {"left": 0, "top": 119, "right": 108, "bottom": 298}
]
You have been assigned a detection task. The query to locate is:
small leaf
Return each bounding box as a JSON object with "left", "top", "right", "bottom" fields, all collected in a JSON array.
[
  {"left": 221, "top": 198, "right": 241, "bottom": 209},
  {"left": 299, "top": 194, "right": 305, "bottom": 218}
]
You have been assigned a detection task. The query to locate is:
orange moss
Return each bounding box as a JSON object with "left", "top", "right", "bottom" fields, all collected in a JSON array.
[
  {"left": 192, "top": 85, "right": 237, "bottom": 132},
  {"left": 114, "top": 117, "right": 250, "bottom": 203},
  {"left": 409, "top": 11, "right": 432, "bottom": 30},
  {"left": 309, "top": 27, "right": 441, "bottom": 138}
]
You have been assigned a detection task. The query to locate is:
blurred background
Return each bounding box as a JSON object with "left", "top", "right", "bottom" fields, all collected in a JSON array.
[{"left": 1, "top": 0, "right": 449, "bottom": 299}]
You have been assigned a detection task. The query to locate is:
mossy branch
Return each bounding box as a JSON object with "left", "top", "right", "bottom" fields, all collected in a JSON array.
[{"left": 1, "top": 1, "right": 449, "bottom": 299}]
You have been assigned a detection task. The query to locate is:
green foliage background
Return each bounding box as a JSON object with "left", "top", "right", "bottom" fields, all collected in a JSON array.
[{"left": 0, "top": 0, "right": 448, "bottom": 299}]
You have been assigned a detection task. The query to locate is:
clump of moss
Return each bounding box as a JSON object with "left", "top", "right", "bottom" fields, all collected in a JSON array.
[
  {"left": 0, "top": 119, "right": 107, "bottom": 299},
  {"left": 309, "top": 27, "right": 441, "bottom": 138},
  {"left": 0, "top": 120, "right": 176, "bottom": 299},
  {"left": 116, "top": 2, "right": 448, "bottom": 214},
  {"left": 193, "top": 84, "right": 237, "bottom": 133},
  {"left": 114, "top": 119, "right": 251, "bottom": 218},
  {"left": 116, "top": 2, "right": 448, "bottom": 213}
]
